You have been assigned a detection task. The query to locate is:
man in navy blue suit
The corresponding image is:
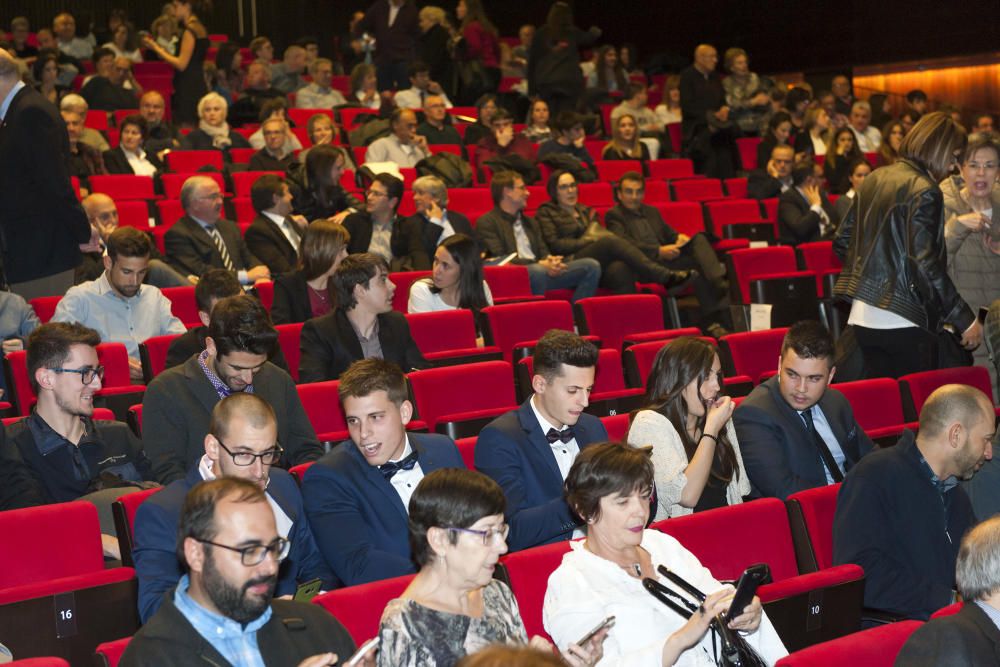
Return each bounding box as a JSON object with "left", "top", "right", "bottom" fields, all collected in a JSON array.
[
  {"left": 476, "top": 330, "right": 608, "bottom": 551},
  {"left": 133, "top": 393, "right": 335, "bottom": 623},
  {"left": 301, "top": 358, "right": 464, "bottom": 586}
]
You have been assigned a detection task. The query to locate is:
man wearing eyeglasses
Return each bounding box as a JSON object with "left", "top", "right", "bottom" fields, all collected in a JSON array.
[
  {"left": 0, "top": 322, "right": 155, "bottom": 558},
  {"left": 123, "top": 477, "right": 366, "bottom": 667},
  {"left": 133, "top": 393, "right": 336, "bottom": 624},
  {"left": 343, "top": 172, "right": 429, "bottom": 272}
]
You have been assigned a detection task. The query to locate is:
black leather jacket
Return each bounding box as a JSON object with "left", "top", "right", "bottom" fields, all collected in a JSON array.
[{"left": 833, "top": 158, "right": 975, "bottom": 333}]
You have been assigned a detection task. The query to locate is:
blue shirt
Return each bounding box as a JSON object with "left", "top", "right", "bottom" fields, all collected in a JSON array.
[
  {"left": 173, "top": 574, "right": 272, "bottom": 667},
  {"left": 52, "top": 272, "right": 185, "bottom": 359},
  {"left": 975, "top": 600, "right": 1000, "bottom": 632},
  {"left": 800, "top": 405, "right": 846, "bottom": 484},
  {"left": 0, "top": 80, "right": 25, "bottom": 121}
]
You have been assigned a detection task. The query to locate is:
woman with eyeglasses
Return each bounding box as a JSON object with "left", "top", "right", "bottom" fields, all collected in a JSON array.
[
  {"left": 627, "top": 337, "right": 749, "bottom": 519},
  {"left": 377, "top": 468, "right": 605, "bottom": 666}
]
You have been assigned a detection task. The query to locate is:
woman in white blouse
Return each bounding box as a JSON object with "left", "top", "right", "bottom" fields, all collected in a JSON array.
[
  {"left": 102, "top": 115, "right": 164, "bottom": 177},
  {"left": 627, "top": 338, "right": 749, "bottom": 520},
  {"left": 408, "top": 233, "right": 494, "bottom": 315},
  {"left": 543, "top": 443, "right": 786, "bottom": 666}
]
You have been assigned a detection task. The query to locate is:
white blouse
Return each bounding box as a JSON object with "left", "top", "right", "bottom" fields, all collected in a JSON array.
[
  {"left": 627, "top": 413, "right": 750, "bottom": 520},
  {"left": 407, "top": 278, "right": 494, "bottom": 314},
  {"left": 122, "top": 148, "right": 159, "bottom": 177},
  {"left": 543, "top": 531, "right": 787, "bottom": 667}
]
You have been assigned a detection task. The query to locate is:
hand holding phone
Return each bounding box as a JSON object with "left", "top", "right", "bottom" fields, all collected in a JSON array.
[
  {"left": 576, "top": 615, "right": 615, "bottom": 647},
  {"left": 346, "top": 637, "right": 380, "bottom": 666},
  {"left": 725, "top": 564, "right": 769, "bottom": 623}
]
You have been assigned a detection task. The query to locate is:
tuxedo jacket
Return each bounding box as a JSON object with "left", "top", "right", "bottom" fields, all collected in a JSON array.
[
  {"left": 342, "top": 212, "right": 430, "bottom": 271},
  {"left": 301, "top": 433, "right": 464, "bottom": 585},
  {"left": 475, "top": 399, "right": 608, "bottom": 550},
  {"left": 244, "top": 214, "right": 303, "bottom": 275},
  {"left": 733, "top": 375, "right": 874, "bottom": 500},
  {"left": 133, "top": 467, "right": 336, "bottom": 623},
  {"left": 298, "top": 309, "right": 428, "bottom": 383},
  {"left": 405, "top": 210, "right": 475, "bottom": 269},
  {"left": 895, "top": 602, "right": 1000, "bottom": 665},
  {"left": 777, "top": 187, "right": 839, "bottom": 245},
  {"left": 0, "top": 85, "right": 91, "bottom": 283},
  {"left": 165, "top": 215, "right": 262, "bottom": 278}
]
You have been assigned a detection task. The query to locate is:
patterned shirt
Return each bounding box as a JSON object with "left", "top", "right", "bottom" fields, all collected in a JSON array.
[{"left": 198, "top": 349, "right": 255, "bottom": 399}]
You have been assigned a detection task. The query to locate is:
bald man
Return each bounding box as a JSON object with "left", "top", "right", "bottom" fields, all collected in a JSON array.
[
  {"left": 77, "top": 194, "right": 192, "bottom": 287},
  {"left": 679, "top": 43, "right": 739, "bottom": 178},
  {"left": 138, "top": 91, "right": 181, "bottom": 157},
  {"left": 0, "top": 49, "right": 91, "bottom": 298},
  {"left": 834, "top": 384, "right": 994, "bottom": 621}
]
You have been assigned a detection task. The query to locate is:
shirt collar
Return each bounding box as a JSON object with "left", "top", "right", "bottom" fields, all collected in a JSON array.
[
  {"left": 174, "top": 574, "right": 273, "bottom": 636},
  {"left": 530, "top": 394, "right": 564, "bottom": 433},
  {"left": 0, "top": 80, "right": 25, "bottom": 121},
  {"left": 387, "top": 435, "right": 413, "bottom": 464},
  {"left": 198, "top": 349, "right": 254, "bottom": 399},
  {"left": 261, "top": 210, "right": 286, "bottom": 226},
  {"left": 191, "top": 216, "right": 217, "bottom": 232},
  {"left": 916, "top": 448, "right": 959, "bottom": 494},
  {"left": 97, "top": 271, "right": 141, "bottom": 301},
  {"left": 123, "top": 146, "right": 147, "bottom": 160},
  {"left": 974, "top": 600, "right": 1000, "bottom": 631},
  {"left": 28, "top": 410, "right": 96, "bottom": 457}
]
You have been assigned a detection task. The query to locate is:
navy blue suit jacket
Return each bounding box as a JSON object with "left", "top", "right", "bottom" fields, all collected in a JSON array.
[
  {"left": 301, "top": 433, "right": 464, "bottom": 586},
  {"left": 475, "top": 399, "right": 608, "bottom": 551},
  {"left": 733, "top": 375, "right": 874, "bottom": 500},
  {"left": 133, "top": 467, "right": 336, "bottom": 623}
]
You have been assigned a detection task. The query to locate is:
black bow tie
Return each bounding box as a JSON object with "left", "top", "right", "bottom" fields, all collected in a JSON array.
[
  {"left": 546, "top": 427, "right": 575, "bottom": 445},
  {"left": 378, "top": 451, "right": 419, "bottom": 480}
]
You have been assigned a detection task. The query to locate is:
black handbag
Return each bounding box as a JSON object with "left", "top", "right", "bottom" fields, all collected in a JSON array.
[{"left": 643, "top": 565, "right": 767, "bottom": 667}]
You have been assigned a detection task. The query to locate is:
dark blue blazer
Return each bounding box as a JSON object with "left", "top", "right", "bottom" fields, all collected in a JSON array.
[
  {"left": 133, "top": 466, "right": 336, "bottom": 623},
  {"left": 733, "top": 375, "right": 874, "bottom": 500},
  {"left": 301, "top": 433, "right": 464, "bottom": 587},
  {"left": 475, "top": 399, "right": 608, "bottom": 551}
]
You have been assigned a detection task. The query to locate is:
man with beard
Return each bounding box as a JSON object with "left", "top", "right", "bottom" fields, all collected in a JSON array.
[
  {"left": 54, "top": 226, "right": 186, "bottom": 382},
  {"left": 121, "top": 477, "right": 365, "bottom": 667},
  {"left": 834, "top": 384, "right": 994, "bottom": 621},
  {"left": 133, "top": 393, "right": 336, "bottom": 623}
]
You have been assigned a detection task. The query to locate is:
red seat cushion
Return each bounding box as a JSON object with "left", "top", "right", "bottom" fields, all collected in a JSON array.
[
  {"left": 501, "top": 540, "right": 574, "bottom": 639},
  {"left": 774, "top": 620, "right": 923, "bottom": 666}
]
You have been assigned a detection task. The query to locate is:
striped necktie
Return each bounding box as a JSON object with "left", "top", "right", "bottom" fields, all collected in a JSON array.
[{"left": 208, "top": 225, "right": 234, "bottom": 271}]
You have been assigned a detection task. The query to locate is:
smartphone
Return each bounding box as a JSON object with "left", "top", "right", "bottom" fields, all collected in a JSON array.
[
  {"left": 725, "top": 564, "right": 769, "bottom": 623},
  {"left": 293, "top": 578, "right": 322, "bottom": 602},
  {"left": 346, "top": 637, "right": 380, "bottom": 666},
  {"left": 576, "top": 615, "right": 615, "bottom": 646}
]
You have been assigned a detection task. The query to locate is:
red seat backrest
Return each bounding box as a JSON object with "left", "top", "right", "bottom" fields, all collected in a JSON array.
[
  {"left": 447, "top": 188, "right": 494, "bottom": 218},
  {"left": 95, "top": 636, "right": 132, "bottom": 667},
  {"left": 672, "top": 178, "right": 724, "bottom": 202},
  {"left": 30, "top": 296, "right": 62, "bottom": 323},
  {"left": 296, "top": 380, "right": 347, "bottom": 436},
  {"left": 275, "top": 323, "right": 304, "bottom": 382},
  {"left": 736, "top": 137, "right": 762, "bottom": 172},
  {"left": 116, "top": 200, "right": 153, "bottom": 230},
  {"left": 623, "top": 333, "right": 708, "bottom": 388},
  {"left": 577, "top": 182, "right": 614, "bottom": 208},
  {"left": 483, "top": 265, "right": 535, "bottom": 300},
  {"left": 786, "top": 483, "right": 840, "bottom": 570},
  {"left": 405, "top": 310, "right": 480, "bottom": 354},
  {"left": 96, "top": 343, "right": 136, "bottom": 387},
  {"left": 408, "top": 361, "right": 516, "bottom": 430},
  {"left": 797, "top": 241, "right": 842, "bottom": 272},
  {"left": 600, "top": 413, "right": 631, "bottom": 441},
  {"left": 647, "top": 158, "right": 694, "bottom": 180},
  {"left": 312, "top": 574, "right": 415, "bottom": 646},
  {"left": 773, "top": 620, "right": 923, "bottom": 666},
  {"left": 289, "top": 108, "right": 334, "bottom": 128},
  {"left": 155, "top": 199, "right": 185, "bottom": 228},
  {"left": 166, "top": 150, "right": 224, "bottom": 172},
  {"left": 338, "top": 107, "right": 379, "bottom": 130},
  {"left": 89, "top": 175, "right": 156, "bottom": 201},
  {"left": 720, "top": 328, "right": 788, "bottom": 383},
  {"left": 391, "top": 271, "right": 432, "bottom": 313},
  {"left": 289, "top": 461, "right": 316, "bottom": 484},
  {"left": 724, "top": 177, "right": 748, "bottom": 198},
  {"left": 655, "top": 202, "right": 706, "bottom": 237},
  {"left": 255, "top": 280, "right": 275, "bottom": 311},
  {"left": 5, "top": 349, "right": 36, "bottom": 415},
  {"left": 595, "top": 160, "right": 642, "bottom": 183},
  {"left": 229, "top": 147, "right": 256, "bottom": 164},
  {"left": 139, "top": 334, "right": 180, "bottom": 383},
  {"left": 643, "top": 179, "right": 671, "bottom": 203},
  {"left": 900, "top": 365, "right": 995, "bottom": 411},
  {"left": 705, "top": 198, "right": 766, "bottom": 227},
  {"left": 577, "top": 294, "right": 666, "bottom": 353},
  {"left": 231, "top": 171, "right": 284, "bottom": 197},
  {"left": 0, "top": 502, "right": 105, "bottom": 587},
  {"left": 482, "top": 301, "right": 576, "bottom": 361},
  {"left": 501, "top": 540, "right": 574, "bottom": 639},
  {"left": 160, "top": 286, "right": 200, "bottom": 327},
  {"left": 728, "top": 246, "right": 798, "bottom": 303},
  {"left": 832, "top": 379, "right": 904, "bottom": 432},
  {"left": 455, "top": 436, "right": 477, "bottom": 469},
  {"left": 651, "top": 498, "right": 800, "bottom": 582}
]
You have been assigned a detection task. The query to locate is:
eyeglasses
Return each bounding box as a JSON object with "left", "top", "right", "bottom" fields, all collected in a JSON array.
[
  {"left": 446, "top": 524, "right": 509, "bottom": 546},
  {"left": 50, "top": 365, "right": 105, "bottom": 385},
  {"left": 196, "top": 536, "right": 290, "bottom": 566},
  {"left": 557, "top": 183, "right": 578, "bottom": 191},
  {"left": 967, "top": 161, "right": 998, "bottom": 171},
  {"left": 215, "top": 438, "right": 284, "bottom": 466}
]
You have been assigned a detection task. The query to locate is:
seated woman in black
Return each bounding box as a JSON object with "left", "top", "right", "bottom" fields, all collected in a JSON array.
[
  {"left": 180, "top": 91, "right": 251, "bottom": 161},
  {"left": 823, "top": 126, "right": 862, "bottom": 194},
  {"left": 286, "top": 144, "right": 361, "bottom": 223},
  {"left": 103, "top": 114, "right": 164, "bottom": 176},
  {"left": 462, "top": 93, "right": 499, "bottom": 147},
  {"left": 272, "top": 218, "right": 351, "bottom": 324},
  {"left": 756, "top": 111, "right": 792, "bottom": 169}
]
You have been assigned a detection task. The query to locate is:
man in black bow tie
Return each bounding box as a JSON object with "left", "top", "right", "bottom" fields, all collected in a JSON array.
[
  {"left": 476, "top": 330, "right": 609, "bottom": 551},
  {"left": 301, "top": 358, "right": 464, "bottom": 586}
]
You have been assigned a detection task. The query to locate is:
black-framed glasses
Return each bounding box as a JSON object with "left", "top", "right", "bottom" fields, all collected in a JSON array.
[
  {"left": 215, "top": 438, "right": 284, "bottom": 466},
  {"left": 446, "top": 524, "right": 509, "bottom": 546},
  {"left": 196, "top": 536, "right": 290, "bottom": 565},
  {"left": 50, "top": 365, "right": 105, "bottom": 385}
]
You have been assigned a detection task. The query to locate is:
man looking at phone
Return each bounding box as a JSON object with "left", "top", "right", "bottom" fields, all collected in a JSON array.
[
  {"left": 133, "top": 393, "right": 335, "bottom": 624},
  {"left": 734, "top": 321, "right": 874, "bottom": 499},
  {"left": 123, "top": 476, "right": 366, "bottom": 667}
]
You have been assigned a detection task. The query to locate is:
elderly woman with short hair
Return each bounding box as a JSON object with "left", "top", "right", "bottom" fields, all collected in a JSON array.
[
  {"left": 180, "top": 91, "right": 251, "bottom": 159},
  {"left": 377, "top": 468, "right": 604, "bottom": 667},
  {"left": 543, "top": 442, "right": 787, "bottom": 666}
]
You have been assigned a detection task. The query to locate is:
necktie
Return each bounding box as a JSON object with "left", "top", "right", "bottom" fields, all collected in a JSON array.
[
  {"left": 801, "top": 407, "right": 844, "bottom": 483},
  {"left": 379, "top": 450, "right": 419, "bottom": 480},
  {"left": 208, "top": 226, "right": 234, "bottom": 271},
  {"left": 512, "top": 217, "right": 536, "bottom": 261},
  {"left": 546, "top": 427, "right": 575, "bottom": 445},
  {"left": 283, "top": 218, "right": 301, "bottom": 251}
]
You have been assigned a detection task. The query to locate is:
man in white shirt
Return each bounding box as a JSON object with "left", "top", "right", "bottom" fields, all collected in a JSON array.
[
  {"left": 270, "top": 45, "right": 308, "bottom": 95},
  {"left": 392, "top": 61, "right": 452, "bottom": 111},
  {"left": 245, "top": 174, "right": 307, "bottom": 275},
  {"left": 365, "top": 108, "right": 431, "bottom": 168},
  {"left": 53, "top": 13, "right": 93, "bottom": 61},
  {"left": 295, "top": 58, "right": 348, "bottom": 110},
  {"left": 301, "top": 358, "right": 464, "bottom": 584},
  {"left": 849, "top": 100, "right": 882, "bottom": 153}
]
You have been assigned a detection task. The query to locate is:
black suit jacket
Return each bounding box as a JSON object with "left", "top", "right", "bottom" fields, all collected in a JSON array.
[
  {"left": 271, "top": 270, "right": 318, "bottom": 325},
  {"left": 777, "top": 187, "right": 839, "bottom": 245},
  {"left": 0, "top": 85, "right": 91, "bottom": 283},
  {"left": 101, "top": 146, "right": 164, "bottom": 175},
  {"left": 895, "top": 602, "right": 1000, "bottom": 665},
  {"left": 298, "top": 309, "right": 429, "bottom": 383},
  {"left": 247, "top": 149, "right": 297, "bottom": 173},
  {"left": 733, "top": 375, "right": 874, "bottom": 499},
  {"left": 244, "top": 214, "right": 302, "bottom": 275},
  {"left": 406, "top": 210, "right": 475, "bottom": 269},
  {"left": 165, "top": 215, "right": 262, "bottom": 278},
  {"left": 747, "top": 169, "right": 787, "bottom": 201},
  {"left": 343, "top": 212, "right": 429, "bottom": 272}
]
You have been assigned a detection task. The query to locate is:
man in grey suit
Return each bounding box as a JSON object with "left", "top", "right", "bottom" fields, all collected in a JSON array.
[
  {"left": 733, "top": 320, "right": 874, "bottom": 499},
  {"left": 165, "top": 175, "right": 271, "bottom": 284}
]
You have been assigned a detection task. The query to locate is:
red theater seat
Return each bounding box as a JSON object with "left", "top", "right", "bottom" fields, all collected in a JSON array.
[
  {"left": 405, "top": 309, "right": 503, "bottom": 365},
  {"left": 160, "top": 286, "right": 200, "bottom": 327},
  {"left": 112, "top": 487, "right": 163, "bottom": 568},
  {"left": 89, "top": 175, "right": 156, "bottom": 201},
  {"left": 165, "top": 150, "right": 224, "bottom": 172},
  {"left": 30, "top": 296, "right": 62, "bottom": 323},
  {"left": 389, "top": 271, "right": 432, "bottom": 313},
  {"left": 138, "top": 334, "right": 181, "bottom": 384},
  {"left": 774, "top": 620, "right": 922, "bottom": 666},
  {"left": 594, "top": 160, "right": 642, "bottom": 183},
  {"left": 622, "top": 334, "right": 716, "bottom": 388},
  {"left": 407, "top": 361, "right": 517, "bottom": 438},
  {"left": 482, "top": 301, "right": 596, "bottom": 362},
  {"left": 576, "top": 294, "right": 686, "bottom": 353},
  {"left": 455, "top": 436, "right": 477, "bottom": 469},
  {"left": 296, "top": 381, "right": 349, "bottom": 442},
  {"left": 500, "top": 540, "right": 575, "bottom": 640},
  {"left": 899, "top": 365, "right": 998, "bottom": 422},
  {"left": 275, "top": 323, "right": 304, "bottom": 382},
  {"left": 719, "top": 328, "right": 788, "bottom": 384},
  {"left": 785, "top": 483, "right": 841, "bottom": 572},
  {"left": 833, "top": 378, "right": 917, "bottom": 440},
  {"left": 313, "top": 574, "right": 415, "bottom": 646},
  {"left": 482, "top": 266, "right": 545, "bottom": 305},
  {"left": 647, "top": 158, "right": 695, "bottom": 181},
  {"left": 231, "top": 171, "right": 283, "bottom": 197},
  {"left": 94, "top": 636, "right": 131, "bottom": 667},
  {"left": 671, "top": 178, "right": 725, "bottom": 203}
]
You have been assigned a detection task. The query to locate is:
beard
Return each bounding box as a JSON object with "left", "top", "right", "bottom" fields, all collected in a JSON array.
[{"left": 202, "top": 553, "right": 277, "bottom": 625}]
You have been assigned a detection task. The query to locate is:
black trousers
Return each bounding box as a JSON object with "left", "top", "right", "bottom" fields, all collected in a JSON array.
[
  {"left": 574, "top": 235, "right": 673, "bottom": 291},
  {"left": 854, "top": 325, "right": 938, "bottom": 379}
]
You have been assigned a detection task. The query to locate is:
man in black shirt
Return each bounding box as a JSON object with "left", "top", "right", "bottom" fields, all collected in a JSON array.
[
  {"left": 416, "top": 95, "right": 463, "bottom": 148},
  {"left": 679, "top": 44, "right": 740, "bottom": 178}
]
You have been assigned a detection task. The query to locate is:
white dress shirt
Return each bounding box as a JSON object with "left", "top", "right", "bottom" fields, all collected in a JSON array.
[
  {"left": 407, "top": 278, "right": 494, "bottom": 313},
  {"left": 385, "top": 436, "right": 424, "bottom": 510},
  {"left": 197, "top": 454, "right": 293, "bottom": 539},
  {"left": 393, "top": 87, "right": 453, "bottom": 111},
  {"left": 529, "top": 395, "right": 580, "bottom": 481},
  {"left": 850, "top": 125, "right": 882, "bottom": 153},
  {"left": 262, "top": 210, "right": 301, "bottom": 252}
]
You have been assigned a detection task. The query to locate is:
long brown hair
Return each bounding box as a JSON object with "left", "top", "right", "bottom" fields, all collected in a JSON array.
[
  {"left": 639, "top": 338, "right": 738, "bottom": 483},
  {"left": 460, "top": 0, "right": 497, "bottom": 36}
]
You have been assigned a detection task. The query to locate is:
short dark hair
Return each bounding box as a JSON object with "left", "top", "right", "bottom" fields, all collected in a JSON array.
[
  {"left": 906, "top": 89, "right": 928, "bottom": 104},
  {"left": 490, "top": 108, "right": 513, "bottom": 126},
  {"left": 489, "top": 170, "right": 522, "bottom": 206},
  {"left": 207, "top": 295, "right": 278, "bottom": 358},
  {"left": 27, "top": 322, "right": 102, "bottom": 394},
  {"left": 250, "top": 174, "right": 286, "bottom": 214},
  {"left": 106, "top": 226, "right": 151, "bottom": 262},
  {"left": 780, "top": 320, "right": 834, "bottom": 362},
  {"left": 195, "top": 269, "right": 242, "bottom": 314},
  {"left": 785, "top": 86, "right": 811, "bottom": 110},
  {"left": 408, "top": 468, "right": 506, "bottom": 567},
  {"left": 623, "top": 82, "right": 646, "bottom": 100},
  {"left": 790, "top": 159, "right": 817, "bottom": 187},
  {"left": 208, "top": 393, "right": 276, "bottom": 443},
  {"left": 371, "top": 172, "right": 404, "bottom": 211},
  {"left": 92, "top": 46, "right": 115, "bottom": 64},
  {"left": 177, "top": 477, "right": 266, "bottom": 570},
  {"left": 533, "top": 329, "right": 598, "bottom": 382},
  {"left": 338, "top": 358, "right": 409, "bottom": 406},
  {"left": 552, "top": 110, "right": 584, "bottom": 133},
  {"left": 258, "top": 96, "right": 288, "bottom": 123},
  {"left": 333, "top": 252, "right": 389, "bottom": 311},
  {"left": 407, "top": 60, "right": 430, "bottom": 78},
  {"left": 118, "top": 113, "right": 147, "bottom": 140},
  {"left": 565, "top": 442, "right": 654, "bottom": 524}
]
